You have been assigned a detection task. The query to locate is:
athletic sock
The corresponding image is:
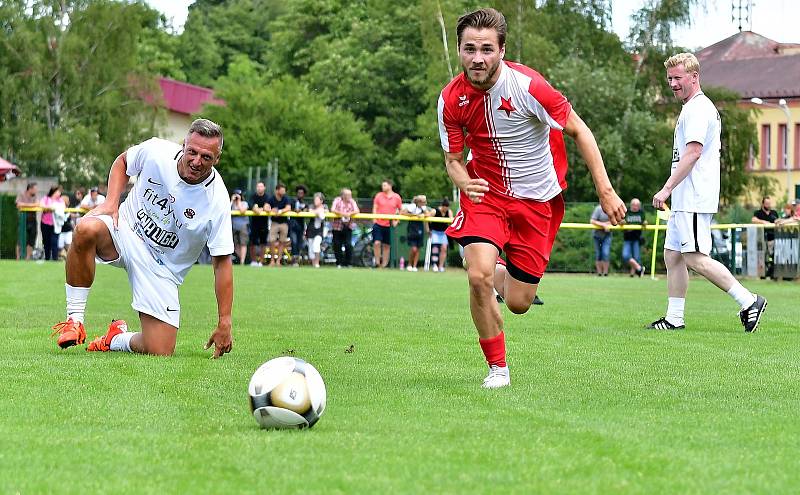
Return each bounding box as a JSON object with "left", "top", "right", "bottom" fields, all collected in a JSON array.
[
  {"left": 109, "top": 332, "right": 135, "bottom": 352},
  {"left": 479, "top": 331, "right": 507, "bottom": 368},
  {"left": 666, "top": 297, "right": 685, "bottom": 326},
  {"left": 728, "top": 283, "right": 757, "bottom": 310},
  {"left": 65, "top": 284, "right": 90, "bottom": 324}
]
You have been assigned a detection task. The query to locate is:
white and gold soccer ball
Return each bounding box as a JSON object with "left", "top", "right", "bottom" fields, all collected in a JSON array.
[{"left": 248, "top": 356, "right": 327, "bottom": 429}]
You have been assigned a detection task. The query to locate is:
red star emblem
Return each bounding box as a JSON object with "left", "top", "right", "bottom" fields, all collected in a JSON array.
[{"left": 498, "top": 96, "right": 515, "bottom": 117}]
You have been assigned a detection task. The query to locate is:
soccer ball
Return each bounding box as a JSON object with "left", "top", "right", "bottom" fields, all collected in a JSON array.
[{"left": 248, "top": 356, "right": 327, "bottom": 429}]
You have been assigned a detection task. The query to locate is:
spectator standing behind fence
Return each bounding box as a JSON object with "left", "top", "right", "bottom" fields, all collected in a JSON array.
[
  {"left": 249, "top": 182, "right": 269, "bottom": 266},
  {"left": 776, "top": 201, "right": 800, "bottom": 226},
  {"left": 80, "top": 187, "right": 105, "bottom": 209},
  {"left": 15, "top": 182, "right": 39, "bottom": 260},
  {"left": 751, "top": 196, "right": 778, "bottom": 279},
  {"left": 58, "top": 195, "right": 74, "bottom": 258},
  {"left": 230, "top": 189, "right": 249, "bottom": 265},
  {"left": 267, "top": 182, "right": 291, "bottom": 267},
  {"left": 40, "top": 186, "right": 64, "bottom": 261},
  {"left": 622, "top": 198, "right": 647, "bottom": 277},
  {"left": 306, "top": 193, "right": 327, "bottom": 268},
  {"left": 372, "top": 179, "right": 402, "bottom": 268},
  {"left": 331, "top": 188, "right": 359, "bottom": 268},
  {"left": 430, "top": 198, "right": 452, "bottom": 272},
  {"left": 590, "top": 203, "right": 612, "bottom": 276},
  {"left": 290, "top": 185, "right": 308, "bottom": 266},
  {"left": 401, "top": 195, "right": 432, "bottom": 271}
]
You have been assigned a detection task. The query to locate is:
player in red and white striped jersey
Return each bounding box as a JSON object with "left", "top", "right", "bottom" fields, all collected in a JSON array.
[{"left": 438, "top": 8, "right": 626, "bottom": 388}]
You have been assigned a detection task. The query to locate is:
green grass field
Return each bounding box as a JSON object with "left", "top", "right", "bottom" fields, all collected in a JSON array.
[{"left": 1, "top": 260, "right": 798, "bottom": 494}]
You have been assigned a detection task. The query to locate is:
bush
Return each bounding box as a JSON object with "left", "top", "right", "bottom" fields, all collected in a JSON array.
[{"left": 0, "top": 194, "right": 19, "bottom": 259}]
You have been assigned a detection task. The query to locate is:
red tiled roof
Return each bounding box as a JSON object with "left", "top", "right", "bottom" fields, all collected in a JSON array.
[
  {"left": 696, "top": 32, "right": 800, "bottom": 99},
  {"left": 158, "top": 77, "right": 225, "bottom": 115}
]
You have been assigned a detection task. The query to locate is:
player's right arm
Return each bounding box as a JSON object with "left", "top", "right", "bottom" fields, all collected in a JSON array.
[
  {"left": 444, "top": 152, "right": 489, "bottom": 204},
  {"left": 83, "top": 152, "right": 128, "bottom": 229}
]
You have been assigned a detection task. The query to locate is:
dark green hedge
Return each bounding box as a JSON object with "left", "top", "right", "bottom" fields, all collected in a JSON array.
[{"left": 0, "top": 194, "right": 19, "bottom": 259}]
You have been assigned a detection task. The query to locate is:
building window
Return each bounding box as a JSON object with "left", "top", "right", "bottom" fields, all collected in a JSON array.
[
  {"left": 795, "top": 124, "right": 800, "bottom": 170},
  {"left": 761, "top": 124, "right": 771, "bottom": 169},
  {"left": 778, "top": 124, "right": 787, "bottom": 169}
]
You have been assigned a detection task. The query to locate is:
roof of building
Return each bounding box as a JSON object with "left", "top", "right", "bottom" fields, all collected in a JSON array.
[
  {"left": 158, "top": 77, "right": 225, "bottom": 115},
  {"left": 696, "top": 31, "right": 800, "bottom": 99}
]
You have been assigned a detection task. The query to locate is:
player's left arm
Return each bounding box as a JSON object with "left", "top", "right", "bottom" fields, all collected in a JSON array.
[
  {"left": 206, "top": 254, "right": 233, "bottom": 359},
  {"left": 652, "top": 141, "right": 702, "bottom": 210},
  {"left": 563, "top": 110, "right": 626, "bottom": 224}
]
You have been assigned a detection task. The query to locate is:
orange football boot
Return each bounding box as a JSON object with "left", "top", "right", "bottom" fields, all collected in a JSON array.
[
  {"left": 87, "top": 320, "right": 129, "bottom": 352},
  {"left": 51, "top": 319, "right": 86, "bottom": 349}
]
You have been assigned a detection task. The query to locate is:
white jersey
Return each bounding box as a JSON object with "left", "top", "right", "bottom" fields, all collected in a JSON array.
[
  {"left": 120, "top": 137, "right": 233, "bottom": 284},
  {"left": 671, "top": 92, "right": 721, "bottom": 213}
]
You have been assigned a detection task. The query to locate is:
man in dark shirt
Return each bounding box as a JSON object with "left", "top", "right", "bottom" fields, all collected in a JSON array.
[
  {"left": 289, "top": 185, "right": 308, "bottom": 266},
  {"left": 751, "top": 196, "right": 778, "bottom": 278},
  {"left": 267, "top": 182, "right": 291, "bottom": 266},
  {"left": 622, "top": 198, "right": 647, "bottom": 277},
  {"left": 249, "top": 182, "right": 269, "bottom": 266}
]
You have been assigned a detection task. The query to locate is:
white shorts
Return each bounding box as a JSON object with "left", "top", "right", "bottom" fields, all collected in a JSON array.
[
  {"left": 664, "top": 211, "right": 713, "bottom": 255},
  {"left": 430, "top": 230, "right": 448, "bottom": 246},
  {"left": 59, "top": 231, "right": 73, "bottom": 249},
  {"left": 308, "top": 235, "right": 322, "bottom": 256},
  {"left": 92, "top": 215, "right": 181, "bottom": 328}
]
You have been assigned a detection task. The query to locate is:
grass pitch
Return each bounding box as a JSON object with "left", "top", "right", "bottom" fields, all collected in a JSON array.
[{"left": 1, "top": 260, "right": 799, "bottom": 494}]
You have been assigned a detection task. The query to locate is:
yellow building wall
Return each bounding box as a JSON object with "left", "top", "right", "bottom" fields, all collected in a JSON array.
[{"left": 750, "top": 102, "right": 799, "bottom": 203}]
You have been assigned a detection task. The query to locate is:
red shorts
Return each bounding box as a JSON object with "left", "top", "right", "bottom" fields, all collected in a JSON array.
[{"left": 446, "top": 191, "right": 565, "bottom": 283}]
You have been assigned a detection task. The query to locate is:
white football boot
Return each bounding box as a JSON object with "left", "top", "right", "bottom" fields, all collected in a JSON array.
[{"left": 481, "top": 365, "right": 510, "bottom": 389}]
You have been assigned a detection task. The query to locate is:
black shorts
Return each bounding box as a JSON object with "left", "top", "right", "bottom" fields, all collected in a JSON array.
[
  {"left": 250, "top": 223, "right": 268, "bottom": 245},
  {"left": 25, "top": 222, "right": 37, "bottom": 247},
  {"left": 372, "top": 224, "right": 392, "bottom": 245}
]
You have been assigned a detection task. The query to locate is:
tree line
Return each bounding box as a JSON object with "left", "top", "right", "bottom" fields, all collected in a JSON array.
[{"left": 0, "top": 0, "right": 766, "bottom": 204}]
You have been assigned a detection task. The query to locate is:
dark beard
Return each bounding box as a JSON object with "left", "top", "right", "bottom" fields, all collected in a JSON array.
[{"left": 464, "top": 60, "right": 501, "bottom": 89}]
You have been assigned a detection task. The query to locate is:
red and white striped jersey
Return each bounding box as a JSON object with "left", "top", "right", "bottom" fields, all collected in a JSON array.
[{"left": 438, "top": 61, "right": 572, "bottom": 201}]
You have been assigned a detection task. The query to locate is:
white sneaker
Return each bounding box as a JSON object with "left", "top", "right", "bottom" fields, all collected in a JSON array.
[
  {"left": 481, "top": 365, "right": 510, "bottom": 389},
  {"left": 431, "top": 265, "right": 439, "bottom": 272},
  {"left": 249, "top": 261, "right": 261, "bottom": 267},
  {"left": 411, "top": 266, "right": 418, "bottom": 272},
  {"left": 406, "top": 266, "right": 414, "bottom": 271}
]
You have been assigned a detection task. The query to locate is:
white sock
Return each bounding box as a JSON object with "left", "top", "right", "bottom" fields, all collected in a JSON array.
[
  {"left": 65, "top": 284, "right": 90, "bottom": 324},
  {"left": 728, "top": 283, "right": 756, "bottom": 309},
  {"left": 109, "top": 331, "right": 135, "bottom": 352},
  {"left": 666, "top": 297, "right": 685, "bottom": 325}
]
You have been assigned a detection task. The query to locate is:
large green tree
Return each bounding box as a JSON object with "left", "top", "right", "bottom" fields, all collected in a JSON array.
[
  {"left": 0, "top": 0, "right": 167, "bottom": 187},
  {"left": 199, "top": 56, "right": 376, "bottom": 198}
]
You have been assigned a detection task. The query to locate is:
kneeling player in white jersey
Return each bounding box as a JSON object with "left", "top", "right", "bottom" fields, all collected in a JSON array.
[
  {"left": 649, "top": 53, "right": 766, "bottom": 332},
  {"left": 50, "top": 119, "right": 235, "bottom": 357}
]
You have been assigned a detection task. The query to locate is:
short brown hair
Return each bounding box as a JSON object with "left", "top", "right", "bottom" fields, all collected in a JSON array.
[{"left": 457, "top": 8, "right": 507, "bottom": 48}]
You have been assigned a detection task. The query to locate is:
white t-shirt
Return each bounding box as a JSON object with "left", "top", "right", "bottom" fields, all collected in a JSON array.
[
  {"left": 671, "top": 92, "right": 721, "bottom": 213},
  {"left": 120, "top": 137, "right": 233, "bottom": 284},
  {"left": 80, "top": 194, "right": 106, "bottom": 208}
]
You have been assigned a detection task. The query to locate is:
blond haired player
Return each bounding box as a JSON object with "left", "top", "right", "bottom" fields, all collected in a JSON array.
[{"left": 648, "top": 53, "right": 766, "bottom": 332}]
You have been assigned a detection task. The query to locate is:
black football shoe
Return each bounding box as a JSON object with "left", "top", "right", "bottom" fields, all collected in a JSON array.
[
  {"left": 740, "top": 295, "right": 767, "bottom": 333},
  {"left": 646, "top": 317, "right": 685, "bottom": 330}
]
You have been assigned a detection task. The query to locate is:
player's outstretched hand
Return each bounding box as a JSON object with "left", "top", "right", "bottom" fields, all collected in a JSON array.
[
  {"left": 463, "top": 178, "right": 489, "bottom": 204},
  {"left": 205, "top": 325, "right": 233, "bottom": 359},
  {"left": 600, "top": 190, "right": 626, "bottom": 225},
  {"left": 84, "top": 202, "right": 120, "bottom": 229}
]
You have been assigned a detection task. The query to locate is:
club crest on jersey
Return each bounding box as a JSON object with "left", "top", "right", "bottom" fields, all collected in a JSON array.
[
  {"left": 458, "top": 94, "right": 470, "bottom": 107},
  {"left": 184, "top": 208, "right": 195, "bottom": 219},
  {"left": 498, "top": 96, "right": 516, "bottom": 117}
]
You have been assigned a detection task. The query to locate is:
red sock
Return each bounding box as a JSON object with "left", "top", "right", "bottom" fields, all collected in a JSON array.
[{"left": 479, "top": 331, "right": 506, "bottom": 368}]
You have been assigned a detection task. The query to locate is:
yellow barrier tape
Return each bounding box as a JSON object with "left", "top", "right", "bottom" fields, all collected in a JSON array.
[{"left": 17, "top": 206, "right": 781, "bottom": 227}]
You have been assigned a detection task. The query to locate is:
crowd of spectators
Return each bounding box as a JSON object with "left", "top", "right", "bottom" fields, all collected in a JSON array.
[{"left": 14, "top": 182, "right": 109, "bottom": 261}]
